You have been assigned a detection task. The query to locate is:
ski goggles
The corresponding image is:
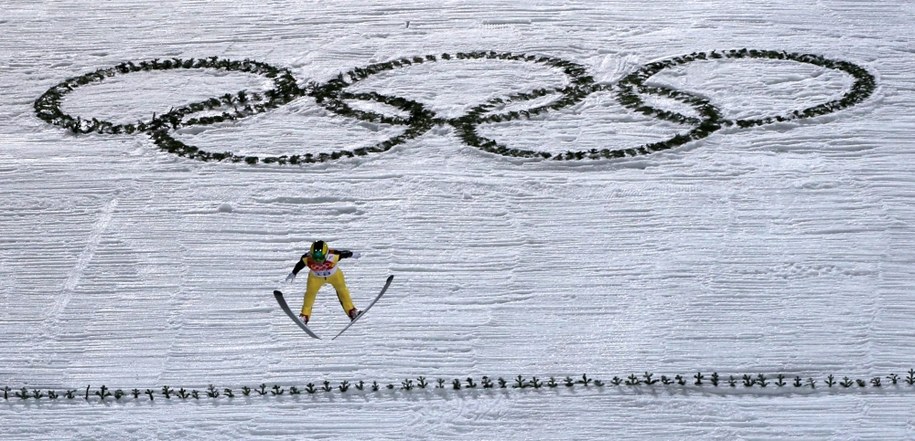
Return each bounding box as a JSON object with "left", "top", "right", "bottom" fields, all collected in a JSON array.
[{"left": 312, "top": 250, "right": 326, "bottom": 261}]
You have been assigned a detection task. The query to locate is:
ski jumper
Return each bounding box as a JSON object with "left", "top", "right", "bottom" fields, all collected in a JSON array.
[{"left": 292, "top": 250, "right": 355, "bottom": 317}]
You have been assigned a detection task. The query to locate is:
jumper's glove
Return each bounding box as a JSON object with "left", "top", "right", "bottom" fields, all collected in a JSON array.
[
  {"left": 351, "top": 251, "right": 361, "bottom": 259},
  {"left": 284, "top": 272, "right": 296, "bottom": 284}
]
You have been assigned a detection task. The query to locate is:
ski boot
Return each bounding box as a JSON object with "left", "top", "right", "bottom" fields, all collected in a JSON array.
[{"left": 347, "top": 308, "right": 361, "bottom": 321}]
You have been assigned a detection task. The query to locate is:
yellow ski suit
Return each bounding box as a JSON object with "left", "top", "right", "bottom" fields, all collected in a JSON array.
[{"left": 291, "top": 250, "right": 356, "bottom": 318}]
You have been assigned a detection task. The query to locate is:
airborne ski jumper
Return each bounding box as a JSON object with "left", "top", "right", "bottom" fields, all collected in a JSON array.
[{"left": 285, "top": 240, "right": 359, "bottom": 324}]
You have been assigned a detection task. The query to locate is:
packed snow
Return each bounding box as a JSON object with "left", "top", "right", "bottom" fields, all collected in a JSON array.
[{"left": 2, "top": 1, "right": 914, "bottom": 439}]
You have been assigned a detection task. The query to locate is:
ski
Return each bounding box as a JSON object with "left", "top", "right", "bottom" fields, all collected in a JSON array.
[
  {"left": 274, "top": 289, "right": 321, "bottom": 339},
  {"left": 332, "top": 275, "right": 394, "bottom": 340}
]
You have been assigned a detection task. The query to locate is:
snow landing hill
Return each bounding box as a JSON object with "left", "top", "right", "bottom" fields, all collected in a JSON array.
[{"left": 2, "top": 1, "right": 915, "bottom": 440}]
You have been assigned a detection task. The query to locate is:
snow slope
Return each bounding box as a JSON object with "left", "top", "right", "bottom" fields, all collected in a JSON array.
[{"left": 2, "top": 0, "right": 915, "bottom": 439}]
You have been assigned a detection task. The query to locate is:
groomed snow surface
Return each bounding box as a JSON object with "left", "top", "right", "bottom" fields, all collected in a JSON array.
[{"left": 2, "top": 1, "right": 915, "bottom": 439}]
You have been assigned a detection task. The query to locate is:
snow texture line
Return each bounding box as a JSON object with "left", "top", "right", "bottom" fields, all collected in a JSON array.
[{"left": 46, "top": 198, "right": 118, "bottom": 327}]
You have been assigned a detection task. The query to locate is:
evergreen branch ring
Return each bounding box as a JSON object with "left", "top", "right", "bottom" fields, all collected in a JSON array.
[{"left": 33, "top": 49, "right": 876, "bottom": 164}]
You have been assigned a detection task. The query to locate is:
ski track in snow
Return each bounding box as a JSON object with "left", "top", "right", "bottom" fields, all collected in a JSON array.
[
  {"left": 2, "top": 0, "right": 915, "bottom": 439},
  {"left": 48, "top": 198, "right": 117, "bottom": 322}
]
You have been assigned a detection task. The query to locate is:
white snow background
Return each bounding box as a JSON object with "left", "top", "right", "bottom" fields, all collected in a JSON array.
[{"left": 2, "top": 0, "right": 915, "bottom": 439}]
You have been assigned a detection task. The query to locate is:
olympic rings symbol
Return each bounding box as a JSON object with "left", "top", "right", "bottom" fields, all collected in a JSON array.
[{"left": 34, "top": 49, "right": 875, "bottom": 164}]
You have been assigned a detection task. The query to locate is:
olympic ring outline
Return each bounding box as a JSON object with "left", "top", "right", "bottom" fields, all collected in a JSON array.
[
  {"left": 312, "top": 51, "right": 601, "bottom": 160},
  {"left": 34, "top": 57, "right": 300, "bottom": 135},
  {"left": 34, "top": 57, "right": 304, "bottom": 163},
  {"left": 618, "top": 49, "right": 877, "bottom": 129},
  {"left": 33, "top": 49, "right": 876, "bottom": 164},
  {"left": 457, "top": 81, "right": 720, "bottom": 159}
]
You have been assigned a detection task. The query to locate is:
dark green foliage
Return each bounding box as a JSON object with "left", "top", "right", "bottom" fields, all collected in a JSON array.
[
  {"left": 740, "top": 375, "right": 753, "bottom": 387},
  {"left": 7, "top": 369, "right": 914, "bottom": 403},
  {"left": 33, "top": 57, "right": 300, "bottom": 165},
  {"left": 401, "top": 379, "right": 413, "bottom": 391},
  {"left": 95, "top": 385, "right": 112, "bottom": 400},
  {"left": 33, "top": 50, "right": 874, "bottom": 166},
  {"left": 743, "top": 374, "right": 756, "bottom": 387},
  {"left": 643, "top": 372, "right": 659, "bottom": 385}
]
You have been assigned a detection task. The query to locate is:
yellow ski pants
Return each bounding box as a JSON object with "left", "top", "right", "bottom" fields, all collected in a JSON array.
[{"left": 300, "top": 271, "right": 355, "bottom": 317}]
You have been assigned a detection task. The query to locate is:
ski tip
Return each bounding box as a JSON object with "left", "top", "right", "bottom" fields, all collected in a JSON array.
[
  {"left": 386, "top": 275, "right": 394, "bottom": 282},
  {"left": 273, "top": 290, "right": 283, "bottom": 296}
]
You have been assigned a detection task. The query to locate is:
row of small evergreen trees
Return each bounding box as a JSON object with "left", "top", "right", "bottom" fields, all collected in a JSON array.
[{"left": 6, "top": 370, "right": 914, "bottom": 402}]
